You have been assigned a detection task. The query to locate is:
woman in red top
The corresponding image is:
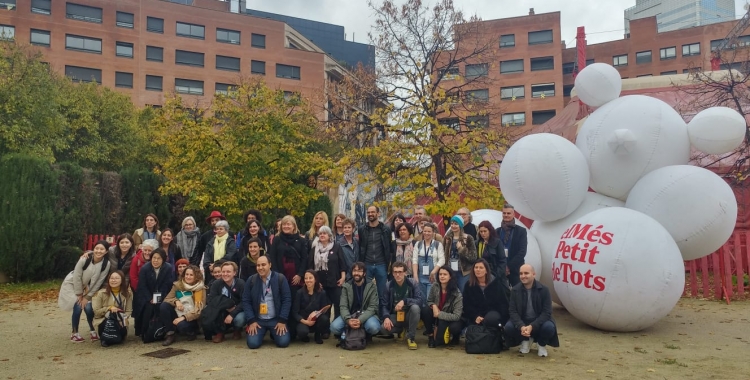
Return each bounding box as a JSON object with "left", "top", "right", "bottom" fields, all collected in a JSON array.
[
  {"left": 421, "top": 264, "right": 464, "bottom": 348},
  {"left": 129, "top": 239, "right": 158, "bottom": 291}
]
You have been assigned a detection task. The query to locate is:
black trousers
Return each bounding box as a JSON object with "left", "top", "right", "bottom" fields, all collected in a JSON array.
[
  {"left": 296, "top": 314, "right": 330, "bottom": 337},
  {"left": 159, "top": 302, "right": 198, "bottom": 335},
  {"left": 421, "top": 307, "right": 462, "bottom": 346},
  {"left": 323, "top": 286, "right": 341, "bottom": 319}
]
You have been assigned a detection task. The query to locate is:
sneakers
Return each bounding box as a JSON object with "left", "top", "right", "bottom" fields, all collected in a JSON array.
[
  {"left": 407, "top": 338, "right": 418, "bottom": 350},
  {"left": 519, "top": 338, "right": 532, "bottom": 354},
  {"left": 89, "top": 331, "right": 99, "bottom": 342},
  {"left": 70, "top": 333, "right": 85, "bottom": 343},
  {"left": 537, "top": 345, "right": 548, "bottom": 357}
]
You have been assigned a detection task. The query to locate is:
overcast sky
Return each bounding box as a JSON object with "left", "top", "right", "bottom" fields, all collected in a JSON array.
[{"left": 248, "top": 0, "right": 749, "bottom": 47}]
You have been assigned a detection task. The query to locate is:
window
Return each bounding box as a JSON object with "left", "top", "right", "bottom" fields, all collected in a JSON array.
[
  {"left": 251, "top": 33, "right": 265, "bottom": 48},
  {"left": 530, "top": 56, "right": 554, "bottom": 71},
  {"left": 66, "top": 3, "right": 102, "bottom": 23},
  {"left": 147, "top": 17, "right": 164, "bottom": 33},
  {"left": 215, "top": 83, "right": 236, "bottom": 95},
  {"left": 31, "top": 0, "right": 51, "bottom": 14},
  {"left": 276, "top": 64, "right": 300, "bottom": 80},
  {"left": 65, "top": 65, "right": 101, "bottom": 83},
  {"left": 145, "top": 75, "right": 162, "bottom": 91},
  {"left": 500, "top": 85, "right": 524, "bottom": 100},
  {"left": 115, "top": 72, "right": 133, "bottom": 88},
  {"left": 438, "top": 118, "right": 460, "bottom": 131},
  {"left": 531, "top": 83, "right": 555, "bottom": 98},
  {"left": 466, "top": 115, "right": 489, "bottom": 129},
  {"left": 175, "top": 78, "right": 204, "bottom": 95},
  {"left": 251, "top": 60, "right": 265, "bottom": 75},
  {"left": 563, "top": 84, "right": 574, "bottom": 97},
  {"left": 0, "top": 25, "right": 14, "bottom": 41},
  {"left": 528, "top": 30, "right": 553, "bottom": 45},
  {"left": 439, "top": 67, "right": 459, "bottom": 80},
  {"left": 116, "top": 42, "right": 133, "bottom": 58},
  {"left": 175, "top": 50, "right": 204, "bottom": 67},
  {"left": 464, "top": 89, "right": 489, "bottom": 102},
  {"left": 500, "top": 59, "right": 523, "bottom": 74},
  {"left": 613, "top": 54, "right": 628, "bottom": 67},
  {"left": 116, "top": 11, "right": 134, "bottom": 28},
  {"left": 176, "top": 22, "right": 205, "bottom": 39},
  {"left": 146, "top": 46, "right": 163, "bottom": 62},
  {"left": 682, "top": 43, "right": 700, "bottom": 56},
  {"left": 636, "top": 50, "right": 652, "bottom": 64},
  {"left": 660, "top": 47, "right": 676, "bottom": 60},
  {"left": 562, "top": 62, "right": 575, "bottom": 75},
  {"left": 710, "top": 39, "right": 722, "bottom": 50},
  {"left": 217, "top": 28, "right": 240, "bottom": 44},
  {"left": 216, "top": 55, "right": 240, "bottom": 71},
  {"left": 532, "top": 110, "right": 556, "bottom": 125},
  {"left": 660, "top": 70, "right": 677, "bottom": 75},
  {"left": 500, "top": 34, "right": 515, "bottom": 48},
  {"left": 30, "top": 29, "right": 50, "bottom": 46},
  {"left": 66, "top": 35, "right": 102, "bottom": 53},
  {"left": 465, "top": 63, "right": 488, "bottom": 79},
  {"left": 502, "top": 112, "right": 525, "bottom": 126}
]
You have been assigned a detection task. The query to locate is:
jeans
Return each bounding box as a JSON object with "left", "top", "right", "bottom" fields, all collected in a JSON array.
[
  {"left": 330, "top": 315, "right": 381, "bottom": 336},
  {"left": 296, "top": 314, "right": 330, "bottom": 337},
  {"left": 246, "top": 318, "right": 291, "bottom": 349},
  {"left": 420, "top": 307, "right": 462, "bottom": 346},
  {"left": 366, "top": 263, "right": 388, "bottom": 300},
  {"left": 159, "top": 302, "right": 199, "bottom": 335},
  {"left": 457, "top": 273, "right": 469, "bottom": 293},
  {"left": 72, "top": 301, "right": 94, "bottom": 333},
  {"left": 380, "top": 304, "right": 421, "bottom": 340},
  {"left": 504, "top": 320, "right": 557, "bottom": 347}
]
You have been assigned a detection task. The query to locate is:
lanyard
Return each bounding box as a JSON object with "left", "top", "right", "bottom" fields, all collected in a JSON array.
[
  {"left": 261, "top": 277, "right": 271, "bottom": 302},
  {"left": 421, "top": 240, "right": 433, "bottom": 264},
  {"left": 113, "top": 294, "right": 122, "bottom": 309}
]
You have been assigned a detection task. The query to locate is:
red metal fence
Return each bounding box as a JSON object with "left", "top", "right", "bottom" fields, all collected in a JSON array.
[
  {"left": 683, "top": 230, "right": 750, "bottom": 302},
  {"left": 84, "top": 234, "right": 118, "bottom": 251}
]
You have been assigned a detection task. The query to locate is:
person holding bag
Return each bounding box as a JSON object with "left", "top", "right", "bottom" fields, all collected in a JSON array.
[
  {"left": 443, "top": 215, "right": 477, "bottom": 292},
  {"left": 421, "top": 265, "right": 463, "bottom": 348},
  {"left": 161, "top": 265, "right": 206, "bottom": 346},
  {"left": 292, "top": 270, "right": 331, "bottom": 344},
  {"left": 93, "top": 270, "right": 133, "bottom": 347},
  {"left": 58, "top": 240, "right": 112, "bottom": 343}
]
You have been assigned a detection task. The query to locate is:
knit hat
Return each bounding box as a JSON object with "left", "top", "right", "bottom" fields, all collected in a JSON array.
[{"left": 450, "top": 215, "right": 464, "bottom": 229}]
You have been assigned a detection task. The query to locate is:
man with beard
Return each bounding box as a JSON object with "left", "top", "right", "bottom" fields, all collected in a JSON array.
[
  {"left": 330, "top": 262, "right": 381, "bottom": 342},
  {"left": 357, "top": 206, "right": 393, "bottom": 299},
  {"left": 494, "top": 204, "right": 527, "bottom": 286}
]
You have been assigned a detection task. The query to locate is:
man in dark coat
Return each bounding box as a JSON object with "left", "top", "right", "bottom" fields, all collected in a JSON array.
[
  {"left": 504, "top": 264, "right": 559, "bottom": 357},
  {"left": 357, "top": 205, "right": 393, "bottom": 299},
  {"left": 495, "top": 204, "right": 527, "bottom": 286}
]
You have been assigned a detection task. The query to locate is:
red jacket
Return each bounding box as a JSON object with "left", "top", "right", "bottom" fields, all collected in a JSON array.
[{"left": 129, "top": 251, "right": 148, "bottom": 290}]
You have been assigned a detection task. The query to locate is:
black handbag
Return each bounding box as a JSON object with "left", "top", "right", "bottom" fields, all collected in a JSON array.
[
  {"left": 465, "top": 324, "right": 502, "bottom": 354},
  {"left": 100, "top": 312, "right": 126, "bottom": 345},
  {"left": 142, "top": 304, "right": 166, "bottom": 343}
]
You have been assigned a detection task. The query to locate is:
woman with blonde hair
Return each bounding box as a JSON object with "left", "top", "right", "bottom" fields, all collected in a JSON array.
[
  {"left": 269, "top": 215, "right": 308, "bottom": 302},
  {"left": 306, "top": 211, "right": 329, "bottom": 242},
  {"left": 161, "top": 265, "right": 206, "bottom": 346}
]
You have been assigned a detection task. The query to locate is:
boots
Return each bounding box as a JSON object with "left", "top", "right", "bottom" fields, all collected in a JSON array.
[
  {"left": 162, "top": 332, "right": 176, "bottom": 346},
  {"left": 428, "top": 335, "right": 435, "bottom": 348},
  {"left": 314, "top": 332, "right": 323, "bottom": 344}
]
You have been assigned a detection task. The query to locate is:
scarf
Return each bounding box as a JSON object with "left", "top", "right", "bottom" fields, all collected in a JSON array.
[
  {"left": 176, "top": 280, "right": 206, "bottom": 309},
  {"left": 395, "top": 238, "right": 414, "bottom": 265},
  {"left": 501, "top": 219, "right": 515, "bottom": 245},
  {"left": 279, "top": 233, "right": 301, "bottom": 259},
  {"left": 176, "top": 227, "right": 201, "bottom": 259},
  {"left": 214, "top": 234, "right": 228, "bottom": 262},
  {"left": 314, "top": 240, "right": 334, "bottom": 271}
]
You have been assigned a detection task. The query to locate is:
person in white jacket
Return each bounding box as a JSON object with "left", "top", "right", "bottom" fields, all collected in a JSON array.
[
  {"left": 411, "top": 223, "right": 445, "bottom": 305},
  {"left": 58, "top": 240, "right": 111, "bottom": 343}
]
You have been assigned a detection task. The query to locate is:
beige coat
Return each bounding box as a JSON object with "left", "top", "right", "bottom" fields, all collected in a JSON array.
[{"left": 92, "top": 288, "right": 133, "bottom": 327}]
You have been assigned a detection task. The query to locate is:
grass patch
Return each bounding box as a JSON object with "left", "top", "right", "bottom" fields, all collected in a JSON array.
[
  {"left": 0, "top": 280, "right": 61, "bottom": 303},
  {"left": 664, "top": 343, "right": 681, "bottom": 350}
]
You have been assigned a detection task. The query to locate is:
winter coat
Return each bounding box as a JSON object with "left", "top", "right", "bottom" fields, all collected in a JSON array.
[
  {"left": 202, "top": 234, "right": 238, "bottom": 275},
  {"left": 443, "top": 231, "right": 478, "bottom": 276},
  {"left": 508, "top": 280, "right": 559, "bottom": 347},
  {"left": 162, "top": 243, "right": 183, "bottom": 269},
  {"left": 309, "top": 241, "right": 347, "bottom": 288},
  {"left": 495, "top": 225, "right": 527, "bottom": 273},
  {"left": 476, "top": 238, "right": 507, "bottom": 281},
  {"left": 107, "top": 246, "right": 134, "bottom": 276},
  {"left": 463, "top": 222, "right": 478, "bottom": 241},
  {"left": 132, "top": 263, "right": 174, "bottom": 330},
  {"left": 241, "top": 271, "right": 292, "bottom": 324},
  {"left": 426, "top": 285, "right": 463, "bottom": 322},
  {"left": 339, "top": 280, "right": 379, "bottom": 324},
  {"left": 379, "top": 278, "right": 424, "bottom": 321},
  {"left": 268, "top": 233, "right": 308, "bottom": 283},
  {"left": 206, "top": 277, "right": 245, "bottom": 315},
  {"left": 337, "top": 235, "right": 359, "bottom": 281},
  {"left": 163, "top": 281, "right": 206, "bottom": 322},
  {"left": 92, "top": 288, "right": 133, "bottom": 327},
  {"left": 129, "top": 252, "right": 150, "bottom": 291},
  {"left": 462, "top": 275, "right": 510, "bottom": 326},
  {"left": 239, "top": 250, "right": 264, "bottom": 282},
  {"left": 132, "top": 228, "right": 161, "bottom": 248},
  {"left": 238, "top": 232, "right": 269, "bottom": 257},
  {"left": 58, "top": 256, "right": 111, "bottom": 310},
  {"left": 292, "top": 288, "right": 331, "bottom": 323},
  {"left": 357, "top": 222, "right": 394, "bottom": 268}
]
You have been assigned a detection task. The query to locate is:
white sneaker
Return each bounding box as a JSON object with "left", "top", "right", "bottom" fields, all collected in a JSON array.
[
  {"left": 537, "top": 345, "right": 548, "bottom": 357},
  {"left": 519, "top": 339, "right": 531, "bottom": 354}
]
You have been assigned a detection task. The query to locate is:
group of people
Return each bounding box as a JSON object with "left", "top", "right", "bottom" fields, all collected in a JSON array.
[{"left": 58, "top": 204, "right": 559, "bottom": 356}]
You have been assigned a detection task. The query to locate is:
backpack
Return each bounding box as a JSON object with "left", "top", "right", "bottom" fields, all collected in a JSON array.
[
  {"left": 82, "top": 254, "right": 110, "bottom": 274},
  {"left": 465, "top": 324, "right": 502, "bottom": 354},
  {"left": 339, "top": 311, "right": 367, "bottom": 350},
  {"left": 141, "top": 304, "right": 166, "bottom": 343}
]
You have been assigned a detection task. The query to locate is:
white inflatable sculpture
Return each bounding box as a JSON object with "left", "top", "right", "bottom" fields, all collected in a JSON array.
[
  {"left": 471, "top": 209, "right": 540, "bottom": 280},
  {"left": 497, "top": 63, "right": 740, "bottom": 331}
]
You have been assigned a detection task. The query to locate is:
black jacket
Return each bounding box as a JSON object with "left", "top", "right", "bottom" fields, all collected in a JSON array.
[
  {"left": 268, "top": 232, "right": 309, "bottom": 281},
  {"left": 292, "top": 288, "right": 331, "bottom": 323},
  {"left": 379, "top": 278, "right": 424, "bottom": 321},
  {"left": 239, "top": 233, "right": 269, "bottom": 257},
  {"left": 202, "top": 235, "right": 238, "bottom": 274},
  {"left": 495, "top": 225, "right": 527, "bottom": 272},
  {"left": 357, "top": 222, "right": 394, "bottom": 267},
  {"left": 308, "top": 242, "right": 347, "bottom": 288},
  {"left": 201, "top": 291, "right": 239, "bottom": 335},
  {"left": 462, "top": 275, "right": 510, "bottom": 326},
  {"left": 239, "top": 250, "right": 265, "bottom": 282},
  {"left": 192, "top": 230, "right": 215, "bottom": 266},
  {"left": 207, "top": 277, "right": 245, "bottom": 316},
  {"left": 464, "top": 223, "right": 478, "bottom": 241},
  {"left": 477, "top": 238, "right": 507, "bottom": 281},
  {"left": 132, "top": 263, "right": 175, "bottom": 331},
  {"left": 508, "top": 280, "right": 559, "bottom": 347}
]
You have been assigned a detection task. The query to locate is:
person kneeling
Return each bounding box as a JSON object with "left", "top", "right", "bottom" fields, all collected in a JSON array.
[
  {"left": 330, "top": 262, "right": 381, "bottom": 344},
  {"left": 93, "top": 271, "right": 132, "bottom": 347},
  {"left": 201, "top": 262, "right": 245, "bottom": 343},
  {"left": 161, "top": 265, "right": 205, "bottom": 346},
  {"left": 504, "top": 264, "right": 559, "bottom": 357},
  {"left": 421, "top": 265, "right": 463, "bottom": 348},
  {"left": 380, "top": 261, "right": 424, "bottom": 350},
  {"left": 242, "top": 256, "right": 292, "bottom": 349},
  {"left": 293, "top": 270, "right": 331, "bottom": 344}
]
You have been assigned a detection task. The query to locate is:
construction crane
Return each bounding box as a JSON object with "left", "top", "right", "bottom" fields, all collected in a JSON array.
[{"left": 711, "top": 4, "right": 750, "bottom": 70}]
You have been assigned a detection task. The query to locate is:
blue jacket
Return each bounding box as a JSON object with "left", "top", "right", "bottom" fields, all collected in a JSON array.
[
  {"left": 241, "top": 271, "right": 292, "bottom": 324},
  {"left": 379, "top": 277, "right": 424, "bottom": 321}
]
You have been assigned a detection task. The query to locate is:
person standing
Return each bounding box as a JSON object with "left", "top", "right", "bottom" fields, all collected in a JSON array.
[
  {"left": 268, "top": 215, "right": 308, "bottom": 306},
  {"left": 159, "top": 228, "right": 182, "bottom": 269},
  {"left": 337, "top": 218, "right": 359, "bottom": 281},
  {"left": 175, "top": 217, "right": 201, "bottom": 266},
  {"left": 495, "top": 204, "right": 527, "bottom": 287},
  {"left": 392, "top": 222, "right": 415, "bottom": 277},
  {"left": 457, "top": 207, "right": 477, "bottom": 240},
  {"left": 202, "top": 220, "right": 237, "bottom": 275},
  {"left": 242, "top": 256, "right": 292, "bottom": 349},
  {"left": 309, "top": 226, "right": 346, "bottom": 324},
  {"left": 129, "top": 239, "right": 158, "bottom": 291},
  {"left": 443, "top": 215, "right": 477, "bottom": 292},
  {"left": 133, "top": 214, "right": 161, "bottom": 248},
  {"left": 504, "top": 264, "right": 559, "bottom": 357},
  {"left": 412, "top": 223, "right": 444, "bottom": 301},
  {"left": 476, "top": 221, "right": 507, "bottom": 284},
  {"left": 239, "top": 238, "right": 264, "bottom": 281},
  {"left": 193, "top": 211, "right": 226, "bottom": 267},
  {"left": 358, "top": 205, "right": 393, "bottom": 299},
  {"left": 412, "top": 205, "right": 427, "bottom": 235},
  {"left": 108, "top": 234, "right": 136, "bottom": 276},
  {"left": 379, "top": 262, "right": 423, "bottom": 350}
]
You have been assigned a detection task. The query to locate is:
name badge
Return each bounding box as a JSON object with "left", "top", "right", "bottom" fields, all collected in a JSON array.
[
  {"left": 152, "top": 293, "right": 162, "bottom": 303},
  {"left": 259, "top": 303, "right": 268, "bottom": 315},
  {"left": 422, "top": 265, "right": 430, "bottom": 276},
  {"left": 450, "top": 260, "right": 459, "bottom": 272},
  {"left": 504, "top": 248, "right": 509, "bottom": 257},
  {"left": 396, "top": 311, "right": 405, "bottom": 322}
]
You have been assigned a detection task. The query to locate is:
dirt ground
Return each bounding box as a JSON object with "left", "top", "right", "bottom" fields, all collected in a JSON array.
[{"left": 0, "top": 298, "right": 748, "bottom": 380}]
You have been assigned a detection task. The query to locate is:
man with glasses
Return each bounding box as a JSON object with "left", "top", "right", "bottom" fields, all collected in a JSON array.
[
  {"left": 495, "top": 204, "right": 527, "bottom": 286},
  {"left": 379, "top": 261, "right": 424, "bottom": 349},
  {"left": 457, "top": 207, "right": 477, "bottom": 240}
]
